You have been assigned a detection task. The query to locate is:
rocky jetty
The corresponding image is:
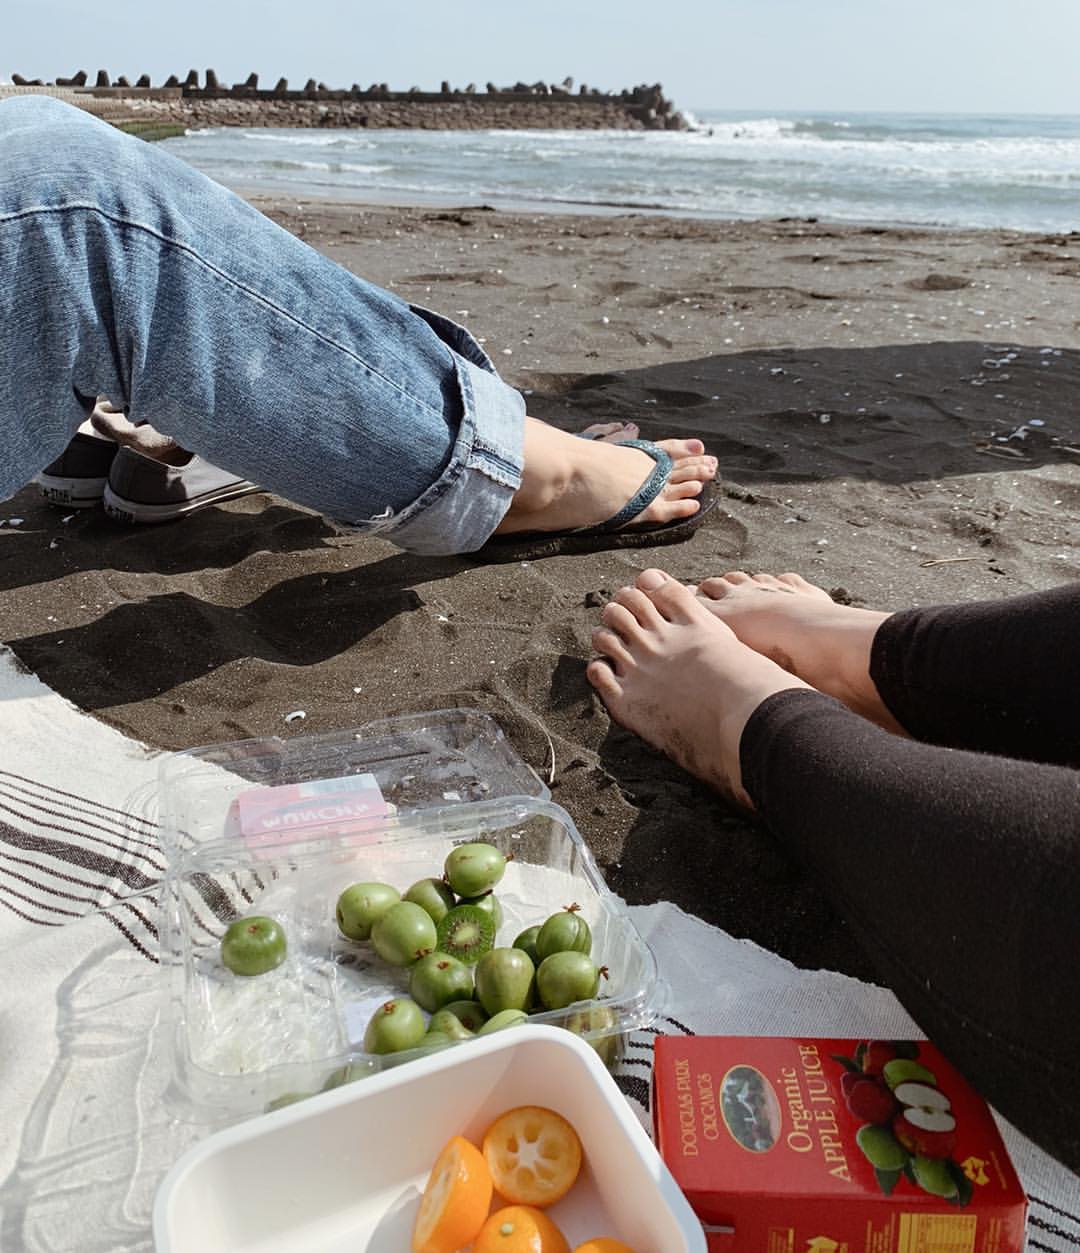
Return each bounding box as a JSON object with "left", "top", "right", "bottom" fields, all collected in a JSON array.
[{"left": 4, "top": 70, "right": 690, "bottom": 131}]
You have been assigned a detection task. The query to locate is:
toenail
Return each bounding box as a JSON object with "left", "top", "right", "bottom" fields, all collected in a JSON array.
[{"left": 637, "top": 569, "right": 667, "bottom": 590}]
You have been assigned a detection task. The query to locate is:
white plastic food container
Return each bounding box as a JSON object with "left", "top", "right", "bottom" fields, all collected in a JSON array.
[{"left": 153, "top": 1024, "right": 706, "bottom": 1253}]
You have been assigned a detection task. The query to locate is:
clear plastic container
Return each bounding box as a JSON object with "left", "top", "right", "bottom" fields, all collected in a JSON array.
[
  {"left": 161, "top": 795, "right": 667, "bottom": 1120},
  {"left": 157, "top": 708, "right": 549, "bottom": 859}
]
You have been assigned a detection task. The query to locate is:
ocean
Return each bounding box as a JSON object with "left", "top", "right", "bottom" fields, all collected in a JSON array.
[{"left": 160, "top": 109, "right": 1080, "bottom": 233}]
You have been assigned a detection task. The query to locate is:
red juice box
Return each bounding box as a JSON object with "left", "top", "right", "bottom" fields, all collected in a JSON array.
[{"left": 653, "top": 1036, "right": 1027, "bottom": 1253}]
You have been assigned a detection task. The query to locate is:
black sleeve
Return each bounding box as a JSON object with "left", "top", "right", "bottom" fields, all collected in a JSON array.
[{"left": 871, "top": 584, "right": 1080, "bottom": 766}]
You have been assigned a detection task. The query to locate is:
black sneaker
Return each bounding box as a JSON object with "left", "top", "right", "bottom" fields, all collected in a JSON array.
[
  {"left": 103, "top": 448, "right": 261, "bottom": 523},
  {"left": 36, "top": 419, "right": 121, "bottom": 508}
]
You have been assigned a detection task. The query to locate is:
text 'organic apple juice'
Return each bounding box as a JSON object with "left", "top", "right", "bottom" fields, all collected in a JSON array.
[{"left": 653, "top": 1036, "right": 1026, "bottom": 1253}]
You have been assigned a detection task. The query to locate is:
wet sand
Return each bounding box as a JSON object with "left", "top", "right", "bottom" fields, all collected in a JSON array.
[{"left": 1, "top": 202, "right": 1077, "bottom": 979}]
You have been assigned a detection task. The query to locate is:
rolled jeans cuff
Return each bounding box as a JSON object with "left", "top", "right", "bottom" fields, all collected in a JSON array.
[{"left": 374, "top": 350, "right": 526, "bottom": 556}]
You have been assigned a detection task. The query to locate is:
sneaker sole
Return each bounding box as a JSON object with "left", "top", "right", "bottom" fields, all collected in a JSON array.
[
  {"left": 102, "top": 480, "right": 261, "bottom": 523},
  {"left": 36, "top": 473, "right": 110, "bottom": 508}
]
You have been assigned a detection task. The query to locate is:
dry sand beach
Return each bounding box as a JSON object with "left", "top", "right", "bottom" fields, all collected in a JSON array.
[{"left": 1, "top": 203, "right": 1078, "bottom": 980}]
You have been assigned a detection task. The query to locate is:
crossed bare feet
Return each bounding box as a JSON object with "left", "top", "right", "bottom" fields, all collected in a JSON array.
[
  {"left": 495, "top": 418, "right": 718, "bottom": 536},
  {"left": 586, "top": 569, "right": 900, "bottom": 808}
]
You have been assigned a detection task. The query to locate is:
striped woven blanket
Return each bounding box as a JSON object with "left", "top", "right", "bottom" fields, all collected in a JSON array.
[{"left": 0, "top": 645, "right": 1074, "bottom": 1251}]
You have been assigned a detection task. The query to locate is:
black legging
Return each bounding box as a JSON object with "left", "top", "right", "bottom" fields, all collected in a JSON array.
[{"left": 739, "top": 584, "right": 1080, "bottom": 1170}]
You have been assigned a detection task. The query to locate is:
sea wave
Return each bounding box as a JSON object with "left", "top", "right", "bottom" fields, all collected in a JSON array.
[
  {"left": 162, "top": 111, "right": 1080, "bottom": 233},
  {"left": 182, "top": 127, "right": 376, "bottom": 150},
  {"left": 695, "top": 117, "right": 799, "bottom": 141},
  {"left": 242, "top": 129, "right": 376, "bottom": 149},
  {"left": 263, "top": 158, "right": 393, "bottom": 175}
]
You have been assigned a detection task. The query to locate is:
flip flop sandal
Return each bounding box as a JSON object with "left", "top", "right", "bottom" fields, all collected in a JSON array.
[{"left": 473, "top": 438, "right": 718, "bottom": 563}]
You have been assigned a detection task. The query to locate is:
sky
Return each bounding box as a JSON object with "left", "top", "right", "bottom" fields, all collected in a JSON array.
[{"left": 6, "top": 0, "right": 1080, "bottom": 116}]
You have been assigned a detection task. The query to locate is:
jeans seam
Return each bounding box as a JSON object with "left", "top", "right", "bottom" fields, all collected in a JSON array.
[
  {"left": 2, "top": 203, "right": 448, "bottom": 419},
  {"left": 468, "top": 447, "right": 523, "bottom": 482}
]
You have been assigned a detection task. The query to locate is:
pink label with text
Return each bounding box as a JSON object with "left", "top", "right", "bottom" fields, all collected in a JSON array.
[{"left": 236, "top": 773, "right": 387, "bottom": 854}]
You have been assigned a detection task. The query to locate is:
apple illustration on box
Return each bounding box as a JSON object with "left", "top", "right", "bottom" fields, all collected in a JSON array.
[
  {"left": 892, "top": 1082, "right": 958, "bottom": 1158},
  {"left": 835, "top": 1040, "right": 969, "bottom": 1202}
]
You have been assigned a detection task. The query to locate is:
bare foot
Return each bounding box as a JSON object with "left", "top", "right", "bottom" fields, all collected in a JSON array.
[
  {"left": 578, "top": 420, "right": 640, "bottom": 442},
  {"left": 693, "top": 571, "right": 903, "bottom": 732},
  {"left": 495, "top": 417, "right": 717, "bottom": 536},
  {"left": 586, "top": 568, "right": 812, "bottom": 807}
]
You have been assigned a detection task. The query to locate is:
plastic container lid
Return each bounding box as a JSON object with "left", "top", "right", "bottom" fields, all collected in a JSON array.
[{"left": 157, "top": 708, "right": 549, "bottom": 859}]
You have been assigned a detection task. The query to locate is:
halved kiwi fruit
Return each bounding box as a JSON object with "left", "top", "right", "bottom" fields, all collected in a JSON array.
[{"left": 435, "top": 903, "right": 495, "bottom": 965}]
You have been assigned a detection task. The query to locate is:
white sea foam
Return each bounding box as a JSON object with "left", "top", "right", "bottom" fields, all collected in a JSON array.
[
  {"left": 695, "top": 117, "right": 799, "bottom": 141},
  {"left": 265, "top": 158, "right": 392, "bottom": 174},
  {"left": 241, "top": 129, "right": 376, "bottom": 149}
]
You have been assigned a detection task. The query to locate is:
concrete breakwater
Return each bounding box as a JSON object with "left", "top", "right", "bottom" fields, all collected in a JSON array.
[{"left": 5, "top": 70, "right": 689, "bottom": 131}]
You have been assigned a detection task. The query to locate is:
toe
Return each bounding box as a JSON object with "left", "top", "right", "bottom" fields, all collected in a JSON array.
[
  {"left": 579, "top": 421, "right": 620, "bottom": 440},
  {"left": 635, "top": 567, "right": 670, "bottom": 591},
  {"left": 590, "top": 626, "right": 633, "bottom": 675},
  {"left": 777, "top": 572, "right": 828, "bottom": 596},
  {"left": 722, "top": 570, "right": 754, "bottom": 585},
  {"left": 696, "top": 576, "right": 737, "bottom": 601},
  {"left": 636, "top": 473, "right": 704, "bottom": 523},
  {"left": 668, "top": 454, "right": 718, "bottom": 482},
  {"left": 609, "top": 585, "right": 665, "bottom": 629},
  {"left": 586, "top": 655, "right": 623, "bottom": 701},
  {"left": 659, "top": 494, "right": 704, "bottom": 521},
  {"left": 668, "top": 459, "right": 716, "bottom": 486},
  {"left": 641, "top": 575, "right": 705, "bottom": 624},
  {"left": 581, "top": 420, "right": 640, "bottom": 442},
  {"left": 664, "top": 478, "right": 705, "bottom": 502},
  {"left": 656, "top": 437, "right": 706, "bottom": 459}
]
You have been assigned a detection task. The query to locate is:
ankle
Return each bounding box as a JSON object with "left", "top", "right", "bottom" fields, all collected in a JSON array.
[
  {"left": 829, "top": 610, "right": 898, "bottom": 728},
  {"left": 501, "top": 419, "right": 576, "bottom": 523},
  {"left": 702, "top": 644, "right": 813, "bottom": 806}
]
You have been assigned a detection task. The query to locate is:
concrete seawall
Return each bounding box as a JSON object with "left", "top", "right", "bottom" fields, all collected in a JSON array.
[{"left": 2, "top": 74, "right": 689, "bottom": 132}]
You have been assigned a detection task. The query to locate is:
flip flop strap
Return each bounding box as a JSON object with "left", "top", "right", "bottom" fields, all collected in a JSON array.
[{"left": 594, "top": 438, "right": 674, "bottom": 533}]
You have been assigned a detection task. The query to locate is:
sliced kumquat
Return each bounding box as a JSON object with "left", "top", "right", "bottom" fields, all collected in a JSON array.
[
  {"left": 573, "top": 1240, "right": 638, "bottom": 1253},
  {"left": 482, "top": 1106, "right": 583, "bottom": 1208},
  {"left": 411, "top": 1134, "right": 492, "bottom": 1253},
  {"left": 473, "top": 1204, "right": 571, "bottom": 1253}
]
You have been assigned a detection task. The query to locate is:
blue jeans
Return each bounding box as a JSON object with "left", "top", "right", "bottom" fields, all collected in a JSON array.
[{"left": 0, "top": 96, "right": 525, "bottom": 554}]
